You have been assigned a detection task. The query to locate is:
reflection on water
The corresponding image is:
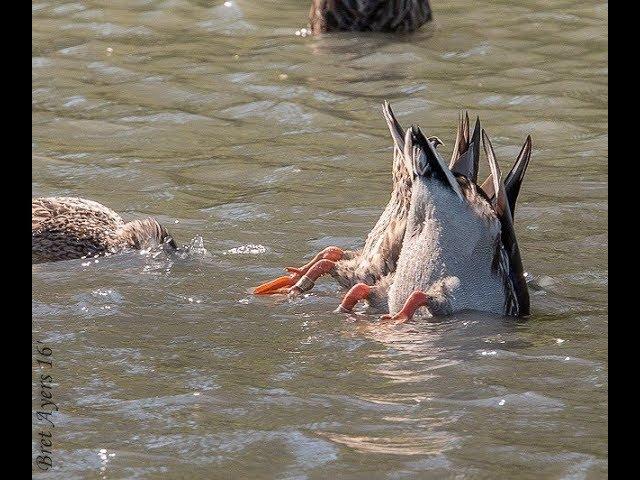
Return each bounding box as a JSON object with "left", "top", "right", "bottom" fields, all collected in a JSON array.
[{"left": 33, "top": 0, "right": 607, "bottom": 478}]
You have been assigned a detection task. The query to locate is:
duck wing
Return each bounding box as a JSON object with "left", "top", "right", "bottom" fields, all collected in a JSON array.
[
  {"left": 482, "top": 131, "right": 530, "bottom": 316},
  {"left": 32, "top": 197, "right": 125, "bottom": 233}
]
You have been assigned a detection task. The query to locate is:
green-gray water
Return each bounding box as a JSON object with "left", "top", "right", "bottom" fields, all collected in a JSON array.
[{"left": 33, "top": 1, "right": 608, "bottom": 478}]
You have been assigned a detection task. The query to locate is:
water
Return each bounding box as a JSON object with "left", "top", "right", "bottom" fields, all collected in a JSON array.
[{"left": 32, "top": 0, "right": 608, "bottom": 478}]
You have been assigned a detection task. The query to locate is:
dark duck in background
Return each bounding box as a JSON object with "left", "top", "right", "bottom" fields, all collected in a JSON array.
[{"left": 309, "top": 0, "right": 433, "bottom": 34}]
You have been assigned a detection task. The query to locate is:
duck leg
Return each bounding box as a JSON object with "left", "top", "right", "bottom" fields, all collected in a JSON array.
[
  {"left": 335, "top": 283, "right": 371, "bottom": 313},
  {"left": 253, "top": 246, "right": 344, "bottom": 295},
  {"left": 380, "top": 291, "right": 430, "bottom": 324},
  {"left": 284, "top": 246, "right": 344, "bottom": 276},
  {"left": 288, "top": 257, "right": 338, "bottom": 296}
]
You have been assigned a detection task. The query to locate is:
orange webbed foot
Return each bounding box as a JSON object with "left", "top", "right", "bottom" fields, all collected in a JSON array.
[
  {"left": 253, "top": 246, "right": 344, "bottom": 296},
  {"left": 284, "top": 267, "right": 304, "bottom": 275},
  {"left": 253, "top": 274, "right": 299, "bottom": 295}
]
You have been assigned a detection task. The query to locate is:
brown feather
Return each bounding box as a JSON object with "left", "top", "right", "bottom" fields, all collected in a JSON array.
[
  {"left": 32, "top": 197, "right": 176, "bottom": 264},
  {"left": 309, "top": 0, "right": 433, "bottom": 34}
]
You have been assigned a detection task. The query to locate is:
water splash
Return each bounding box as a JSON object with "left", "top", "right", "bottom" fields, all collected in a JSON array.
[
  {"left": 225, "top": 244, "right": 267, "bottom": 255},
  {"left": 174, "top": 236, "right": 209, "bottom": 259}
]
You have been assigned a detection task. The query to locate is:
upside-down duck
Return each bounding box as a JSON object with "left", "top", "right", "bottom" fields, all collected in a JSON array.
[{"left": 337, "top": 115, "right": 532, "bottom": 322}]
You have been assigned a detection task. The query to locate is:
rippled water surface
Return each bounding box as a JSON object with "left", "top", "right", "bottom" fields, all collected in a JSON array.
[{"left": 33, "top": 1, "right": 607, "bottom": 478}]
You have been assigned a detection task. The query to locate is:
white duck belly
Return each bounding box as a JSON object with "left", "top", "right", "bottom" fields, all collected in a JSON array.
[{"left": 387, "top": 182, "right": 507, "bottom": 316}]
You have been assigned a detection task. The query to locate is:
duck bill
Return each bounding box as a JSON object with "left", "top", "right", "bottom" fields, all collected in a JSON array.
[{"left": 252, "top": 274, "right": 298, "bottom": 295}]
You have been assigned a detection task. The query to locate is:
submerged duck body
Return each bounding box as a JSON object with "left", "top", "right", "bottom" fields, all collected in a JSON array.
[
  {"left": 388, "top": 177, "right": 508, "bottom": 316},
  {"left": 32, "top": 197, "right": 176, "bottom": 264},
  {"left": 309, "top": 0, "right": 433, "bottom": 34}
]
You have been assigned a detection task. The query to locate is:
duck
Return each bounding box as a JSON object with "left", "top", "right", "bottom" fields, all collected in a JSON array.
[
  {"left": 308, "top": 0, "right": 433, "bottom": 34},
  {"left": 32, "top": 197, "right": 177, "bottom": 264},
  {"left": 336, "top": 115, "right": 532, "bottom": 322},
  {"left": 253, "top": 102, "right": 442, "bottom": 295}
]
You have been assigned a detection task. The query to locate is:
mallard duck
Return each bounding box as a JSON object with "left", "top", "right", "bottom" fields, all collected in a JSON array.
[
  {"left": 32, "top": 197, "right": 177, "bottom": 264},
  {"left": 308, "top": 0, "right": 433, "bottom": 34},
  {"left": 337, "top": 115, "right": 532, "bottom": 322},
  {"left": 253, "top": 102, "right": 442, "bottom": 295}
]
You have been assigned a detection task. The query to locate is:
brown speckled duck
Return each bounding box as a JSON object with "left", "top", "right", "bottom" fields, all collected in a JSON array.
[
  {"left": 32, "top": 197, "right": 176, "bottom": 264},
  {"left": 253, "top": 102, "right": 443, "bottom": 296},
  {"left": 337, "top": 117, "right": 533, "bottom": 323},
  {"left": 309, "top": 0, "right": 433, "bottom": 34}
]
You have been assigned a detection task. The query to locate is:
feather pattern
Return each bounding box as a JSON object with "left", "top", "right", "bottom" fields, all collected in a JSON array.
[
  {"left": 326, "top": 103, "right": 444, "bottom": 289},
  {"left": 32, "top": 197, "right": 176, "bottom": 264},
  {"left": 333, "top": 103, "right": 414, "bottom": 287}
]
